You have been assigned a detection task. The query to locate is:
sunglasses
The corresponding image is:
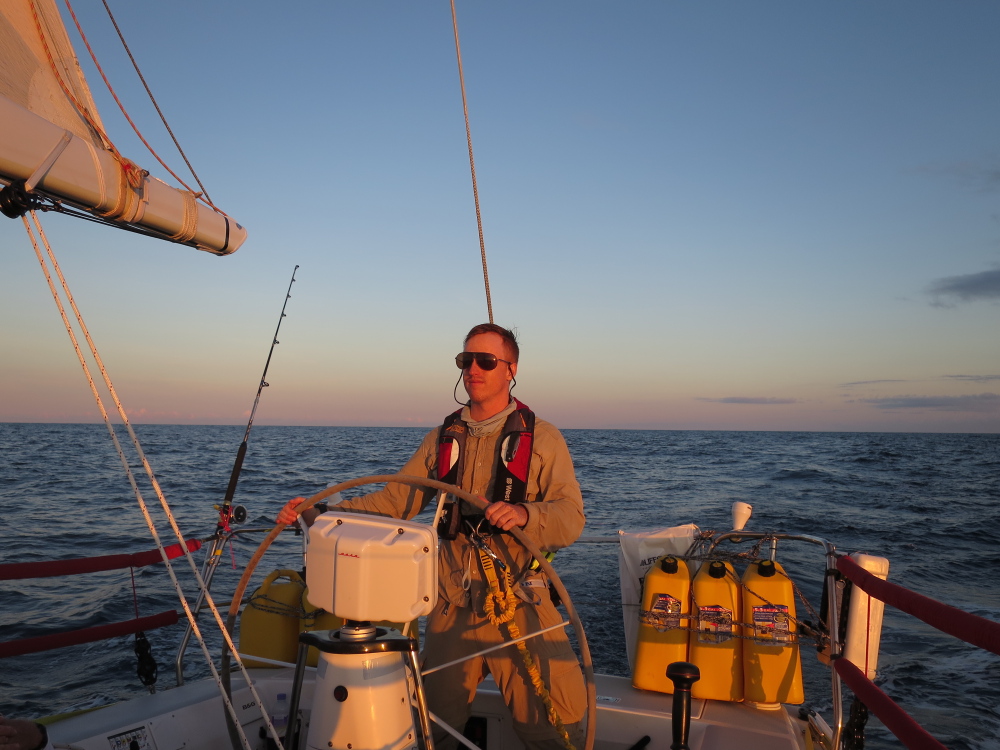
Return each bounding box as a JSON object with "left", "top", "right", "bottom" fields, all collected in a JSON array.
[{"left": 455, "top": 352, "right": 514, "bottom": 371}]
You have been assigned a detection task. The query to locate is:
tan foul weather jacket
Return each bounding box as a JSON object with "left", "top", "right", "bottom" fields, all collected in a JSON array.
[{"left": 334, "top": 416, "right": 585, "bottom": 611}]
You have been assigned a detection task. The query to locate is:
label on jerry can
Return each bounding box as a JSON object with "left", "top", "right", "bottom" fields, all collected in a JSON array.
[
  {"left": 649, "top": 593, "right": 682, "bottom": 631},
  {"left": 751, "top": 604, "right": 790, "bottom": 644},
  {"left": 697, "top": 604, "right": 733, "bottom": 643}
]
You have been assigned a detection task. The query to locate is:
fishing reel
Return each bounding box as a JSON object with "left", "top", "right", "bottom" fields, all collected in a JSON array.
[{"left": 213, "top": 503, "right": 247, "bottom": 533}]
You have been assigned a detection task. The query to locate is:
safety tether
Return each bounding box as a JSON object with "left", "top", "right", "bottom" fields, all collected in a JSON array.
[
  {"left": 477, "top": 547, "right": 575, "bottom": 750},
  {"left": 21, "top": 212, "right": 274, "bottom": 750}
]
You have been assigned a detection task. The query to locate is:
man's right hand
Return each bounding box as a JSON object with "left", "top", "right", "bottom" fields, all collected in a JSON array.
[{"left": 276, "top": 497, "right": 307, "bottom": 525}]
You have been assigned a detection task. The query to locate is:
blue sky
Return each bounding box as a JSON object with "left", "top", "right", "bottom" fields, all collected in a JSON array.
[{"left": 2, "top": 0, "right": 999, "bottom": 431}]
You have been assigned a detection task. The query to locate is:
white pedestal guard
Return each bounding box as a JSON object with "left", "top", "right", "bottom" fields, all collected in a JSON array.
[
  {"left": 302, "top": 513, "right": 439, "bottom": 750},
  {"left": 304, "top": 630, "right": 417, "bottom": 750},
  {"left": 306, "top": 512, "right": 438, "bottom": 623}
]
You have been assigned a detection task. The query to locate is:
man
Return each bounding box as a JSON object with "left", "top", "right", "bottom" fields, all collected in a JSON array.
[{"left": 278, "top": 324, "right": 587, "bottom": 750}]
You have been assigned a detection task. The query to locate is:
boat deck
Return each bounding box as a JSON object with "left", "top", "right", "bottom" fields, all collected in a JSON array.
[
  {"left": 472, "top": 674, "right": 807, "bottom": 750},
  {"left": 46, "top": 669, "right": 808, "bottom": 750}
]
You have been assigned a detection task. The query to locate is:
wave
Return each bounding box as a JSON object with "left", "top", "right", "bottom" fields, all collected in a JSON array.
[{"left": 2, "top": 424, "right": 998, "bottom": 748}]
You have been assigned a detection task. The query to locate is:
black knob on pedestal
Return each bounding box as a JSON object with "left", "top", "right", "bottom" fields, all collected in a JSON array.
[{"left": 666, "top": 661, "right": 700, "bottom": 750}]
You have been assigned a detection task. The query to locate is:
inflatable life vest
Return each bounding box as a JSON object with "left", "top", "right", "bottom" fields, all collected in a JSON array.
[{"left": 436, "top": 399, "right": 535, "bottom": 538}]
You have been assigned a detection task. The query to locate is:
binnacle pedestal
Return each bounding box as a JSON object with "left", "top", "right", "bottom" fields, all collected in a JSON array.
[
  {"left": 299, "top": 513, "right": 439, "bottom": 750},
  {"left": 301, "top": 625, "right": 417, "bottom": 750}
]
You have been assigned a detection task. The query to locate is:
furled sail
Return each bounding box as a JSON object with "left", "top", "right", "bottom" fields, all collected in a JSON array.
[{"left": 0, "top": 0, "right": 245, "bottom": 254}]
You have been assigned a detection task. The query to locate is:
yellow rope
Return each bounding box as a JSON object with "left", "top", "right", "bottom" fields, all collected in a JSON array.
[{"left": 479, "top": 550, "right": 575, "bottom": 750}]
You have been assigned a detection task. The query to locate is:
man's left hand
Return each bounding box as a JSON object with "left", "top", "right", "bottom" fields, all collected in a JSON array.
[{"left": 484, "top": 501, "right": 528, "bottom": 531}]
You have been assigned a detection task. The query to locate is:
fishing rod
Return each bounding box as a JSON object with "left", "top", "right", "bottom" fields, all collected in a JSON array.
[
  {"left": 216, "top": 264, "right": 300, "bottom": 531},
  {"left": 175, "top": 264, "right": 299, "bottom": 685}
]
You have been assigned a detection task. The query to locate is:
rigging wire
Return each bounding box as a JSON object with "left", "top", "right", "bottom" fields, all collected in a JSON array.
[
  {"left": 94, "top": 0, "right": 213, "bottom": 205},
  {"left": 15, "top": 196, "right": 233, "bottom": 252},
  {"left": 61, "top": 0, "right": 224, "bottom": 213},
  {"left": 26, "top": 0, "right": 142, "bottom": 187},
  {"left": 449, "top": 0, "right": 494, "bottom": 324},
  {"left": 20, "top": 195, "right": 191, "bottom": 239},
  {"left": 21, "top": 212, "right": 272, "bottom": 750}
]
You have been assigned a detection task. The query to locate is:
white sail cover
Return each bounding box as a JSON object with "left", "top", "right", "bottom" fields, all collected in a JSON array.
[
  {"left": 0, "top": 0, "right": 245, "bottom": 254},
  {"left": 618, "top": 524, "right": 698, "bottom": 670}
]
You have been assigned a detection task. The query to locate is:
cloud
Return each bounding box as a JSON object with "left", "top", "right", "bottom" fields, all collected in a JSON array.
[
  {"left": 943, "top": 374, "right": 1000, "bottom": 383},
  {"left": 926, "top": 268, "right": 1000, "bottom": 306},
  {"left": 916, "top": 160, "right": 1000, "bottom": 193},
  {"left": 697, "top": 397, "right": 797, "bottom": 405},
  {"left": 842, "top": 375, "right": 1000, "bottom": 388},
  {"left": 860, "top": 393, "right": 1000, "bottom": 412},
  {"left": 840, "top": 379, "right": 909, "bottom": 387}
]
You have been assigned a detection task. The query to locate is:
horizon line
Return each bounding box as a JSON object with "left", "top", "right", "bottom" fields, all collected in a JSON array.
[{"left": 1, "top": 421, "right": 997, "bottom": 436}]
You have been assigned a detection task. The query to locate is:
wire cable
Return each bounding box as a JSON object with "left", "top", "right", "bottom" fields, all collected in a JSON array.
[
  {"left": 61, "top": 0, "right": 226, "bottom": 214},
  {"left": 449, "top": 0, "right": 494, "bottom": 324}
]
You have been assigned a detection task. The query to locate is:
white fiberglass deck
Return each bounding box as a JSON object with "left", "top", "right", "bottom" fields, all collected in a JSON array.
[{"left": 46, "top": 669, "right": 808, "bottom": 750}]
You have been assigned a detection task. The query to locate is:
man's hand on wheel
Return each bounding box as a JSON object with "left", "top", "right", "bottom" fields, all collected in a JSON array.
[{"left": 484, "top": 499, "right": 528, "bottom": 531}]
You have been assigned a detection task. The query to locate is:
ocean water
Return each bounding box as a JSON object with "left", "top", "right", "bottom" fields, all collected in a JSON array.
[{"left": 1, "top": 423, "right": 998, "bottom": 749}]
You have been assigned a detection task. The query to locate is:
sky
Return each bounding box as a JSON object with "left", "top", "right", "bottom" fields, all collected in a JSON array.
[{"left": 2, "top": 0, "right": 999, "bottom": 432}]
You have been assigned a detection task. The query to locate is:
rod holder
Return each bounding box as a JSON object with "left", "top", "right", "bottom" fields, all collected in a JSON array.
[{"left": 667, "top": 661, "right": 700, "bottom": 750}]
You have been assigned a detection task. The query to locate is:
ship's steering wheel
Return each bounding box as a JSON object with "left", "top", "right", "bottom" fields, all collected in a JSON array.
[{"left": 224, "top": 474, "right": 597, "bottom": 750}]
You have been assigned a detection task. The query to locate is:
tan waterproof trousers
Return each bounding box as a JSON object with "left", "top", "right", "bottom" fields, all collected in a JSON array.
[{"left": 422, "top": 595, "right": 587, "bottom": 750}]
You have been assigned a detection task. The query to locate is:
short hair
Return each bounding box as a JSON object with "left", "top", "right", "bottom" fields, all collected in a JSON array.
[{"left": 464, "top": 323, "right": 519, "bottom": 363}]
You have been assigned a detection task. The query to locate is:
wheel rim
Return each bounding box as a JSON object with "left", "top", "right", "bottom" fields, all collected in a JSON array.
[{"left": 223, "top": 473, "right": 597, "bottom": 750}]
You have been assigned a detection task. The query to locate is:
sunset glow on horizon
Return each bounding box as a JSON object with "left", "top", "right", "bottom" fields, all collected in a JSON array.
[{"left": 2, "top": 1, "right": 998, "bottom": 433}]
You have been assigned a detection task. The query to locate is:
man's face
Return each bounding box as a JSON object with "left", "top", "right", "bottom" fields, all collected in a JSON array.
[{"left": 462, "top": 332, "right": 517, "bottom": 407}]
